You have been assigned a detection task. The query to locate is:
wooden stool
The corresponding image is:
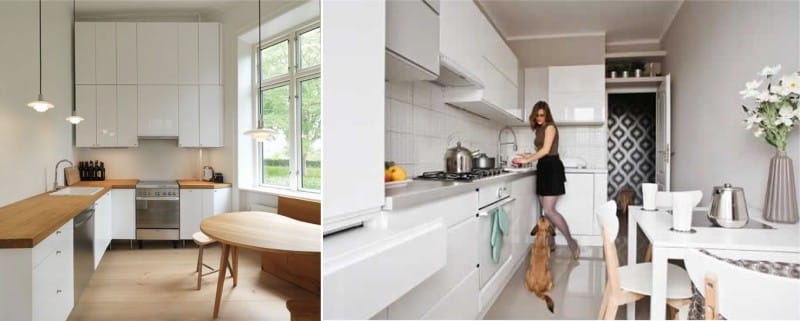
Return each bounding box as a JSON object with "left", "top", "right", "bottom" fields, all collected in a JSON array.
[
  {"left": 286, "top": 299, "right": 320, "bottom": 321},
  {"left": 193, "top": 231, "right": 232, "bottom": 290},
  {"left": 616, "top": 189, "right": 636, "bottom": 219}
]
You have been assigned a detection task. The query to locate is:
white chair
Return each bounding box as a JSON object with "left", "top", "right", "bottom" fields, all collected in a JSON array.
[
  {"left": 683, "top": 249, "right": 800, "bottom": 320},
  {"left": 596, "top": 200, "right": 693, "bottom": 320}
]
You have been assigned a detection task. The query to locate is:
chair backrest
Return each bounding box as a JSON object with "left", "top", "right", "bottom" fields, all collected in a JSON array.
[
  {"left": 683, "top": 249, "right": 800, "bottom": 320},
  {"left": 596, "top": 201, "right": 621, "bottom": 291}
]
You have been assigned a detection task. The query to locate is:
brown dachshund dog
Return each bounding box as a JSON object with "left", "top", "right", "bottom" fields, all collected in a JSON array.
[{"left": 526, "top": 216, "right": 556, "bottom": 313}]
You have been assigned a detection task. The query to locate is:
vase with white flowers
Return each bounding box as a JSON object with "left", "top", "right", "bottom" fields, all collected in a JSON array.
[{"left": 741, "top": 64, "right": 800, "bottom": 223}]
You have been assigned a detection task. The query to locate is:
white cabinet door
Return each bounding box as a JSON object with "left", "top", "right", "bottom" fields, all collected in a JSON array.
[
  {"left": 76, "top": 85, "right": 97, "bottom": 147},
  {"left": 96, "top": 85, "right": 117, "bottom": 147},
  {"left": 482, "top": 20, "right": 518, "bottom": 87},
  {"left": 511, "top": 176, "right": 535, "bottom": 259},
  {"left": 439, "top": 0, "right": 484, "bottom": 84},
  {"left": 95, "top": 23, "right": 117, "bottom": 85},
  {"left": 180, "top": 189, "right": 203, "bottom": 239},
  {"left": 94, "top": 193, "right": 112, "bottom": 269},
  {"left": 116, "top": 85, "right": 138, "bottom": 147},
  {"left": 548, "top": 65, "right": 604, "bottom": 93},
  {"left": 111, "top": 189, "right": 136, "bottom": 239},
  {"left": 178, "top": 23, "right": 199, "bottom": 85},
  {"left": 178, "top": 85, "right": 199, "bottom": 147},
  {"left": 75, "top": 22, "right": 95, "bottom": 85},
  {"left": 593, "top": 173, "right": 608, "bottom": 235},
  {"left": 116, "top": 23, "right": 137, "bottom": 84},
  {"left": 422, "top": 269, "right": 479, "bottom": 320},
  {"left": 198, "top": 23, "right": 220, "bottom": 85},
  {"left": 556, "top": 173, "right": 595, "bottom": 236},
  {"left": 386, "top": 0, "right": 439, "bottom": 78},
  {"left": 388, "top": 217, "right": 478, "bottom": 319},
  {"left": 138, "top": 85, "right": 179, "bottom": 137},
  {"left": 524, "top": 67, "right": 548, "bottom": 117},
  {"left": 137, "top": 23, "right": 178, "bottom": 84},
  {"left": 201, "top": 189, "right": 214, "bottom": 220},
  {"left": 199, "top": 85, "right": 223, "bottom": 147},
  {"left": 548, "top": 91, "right": 606, "bottom": 123},
  {"left": 212, "top": 188, "right": 231, "bottom": 215}
]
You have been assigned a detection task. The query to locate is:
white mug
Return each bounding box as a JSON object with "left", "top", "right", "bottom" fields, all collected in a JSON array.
[
  {"left": 671, "top": 190, "right": 702, "bottom": 231},
  {"left": 642, "top": 183, "right": 658, "bottom": 210}
]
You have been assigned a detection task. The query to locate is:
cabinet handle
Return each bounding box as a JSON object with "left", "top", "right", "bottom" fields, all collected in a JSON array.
[
  {"left": 56, "top": 289, "right": 62, "bottom": 294},
  {"left": 56, "top": 250, "right": 62, "bottom": 255},
  {"left": 56, "top": 230, "right": 62, "bottom": 235}
]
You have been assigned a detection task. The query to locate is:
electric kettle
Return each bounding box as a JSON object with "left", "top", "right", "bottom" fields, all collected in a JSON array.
[
  {"left": 708, "top": 183, "right": 749, "bottom": 228},
  {"left": 202, "top": 166, "right": 215, "bottom": 182}
]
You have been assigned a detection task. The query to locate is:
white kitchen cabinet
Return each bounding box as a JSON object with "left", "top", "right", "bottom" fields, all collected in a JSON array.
[
  {"left": 116, "top": 23, "right": 137, "bottom": 84},
  {"left": 180, "top": 188, "right": 231, "bottom": 239},
  {"left": 94, "top": 192, "right": 112, "bottom": 269},
  {"left": 523, "top": 65, "right": 606, "bottom": 124},
  {"left": 95, "top": 23, "right": 117, "bottom": 85},
  {"left": 422, "top": 269, "right": 479, "bottom": 320},
  {"left": 111, "top": 189, "right": 136, "bottom": 239},
  {"left": 593, "top": 173, "right": 608, "bottom": 235},
  {"left": 75, "top": 22, "right": 95, "bottom": 85},
  {"left": 76, "top": 85, "right": 97, "bottom": 147},
  {"left": 511, "top": 175, "right": 536, "bottom": 261},
  {"left": 386, "top": 0, "right": 439, "bottom": 81},
  {"left": 549, "top": 65, "right": 605, "bottom": 94},
  {"left": 199, "top": 85, "right": 223, "bottom": 147},
  {"left": 137, "top": 23, "right": 178, "bottom": 84},
  {"left": 523, "top": 67, "right": 548, "bottom": 118},
  {"left": 178, "top": 85, "right": 200, "bottom": 147},
  {"left": 557, "top": 173, "right": 596, "bottom": 236},
  {"left": 198, "top": 23, "right": 221, "bottom": 85},
  {"left": 178, "top": 23, "right": 199, "bottom": 85},
  {"left": 116, "top": 85, "right": 138, "bottom": 147},
  {"left": 482, "top": 20, "right": 518, "bottom": 87},
  {"left": 96, "top": 85, "right": 117, "bottom": 147},
  {"left": 138, "top": 85, "right": 179, "bottom": 137},
  {"left": 439, "top": 0, "right": 485, "bottom": 85}
]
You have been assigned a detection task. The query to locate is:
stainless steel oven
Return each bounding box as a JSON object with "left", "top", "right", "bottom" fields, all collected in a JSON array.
[{"left": 136, "top": 180, "right": 180, "bottom": 240}]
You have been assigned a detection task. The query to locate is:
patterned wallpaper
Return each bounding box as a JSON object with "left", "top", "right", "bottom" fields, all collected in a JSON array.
[{"left": 607, "top": 93, "right": 657, "bottom": 204}]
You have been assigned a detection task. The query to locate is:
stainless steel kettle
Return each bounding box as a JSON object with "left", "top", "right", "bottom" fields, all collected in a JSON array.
[
  {"left": 708, "top": 183, "right": 749, "bottom": 228},
  {"left": 444, "top": 142, "right": 473, "bottom": 174},
  {"left": 202, "top": 166, "right": 215, "bottom": 182}
]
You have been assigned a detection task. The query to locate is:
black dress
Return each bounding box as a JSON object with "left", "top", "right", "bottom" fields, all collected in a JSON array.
[{"left": 534, "top": 123, "right": 566, "bottom": 196}]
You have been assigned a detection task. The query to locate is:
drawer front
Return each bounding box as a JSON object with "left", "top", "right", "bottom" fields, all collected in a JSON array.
[
  {"left": 33, "top": 245, "right": 74, "bottom": 321},
  {"left": 423, "top": 268, "right": 479, "bottom": 319},
  {"left": 32, "top": 220, "right": 73, "bottom": 268}
]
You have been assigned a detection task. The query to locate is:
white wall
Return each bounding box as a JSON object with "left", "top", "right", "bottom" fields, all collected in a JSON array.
[
  {"left": 662, "top": 1, "right": 799, "bottom": 207},
  {"left": 75, "top": 141, "right": 207, "bottom": 180},
  {"left": 0, "top": 1, "right": 74, "bottom": 206},
  {"left": 385, "top": 81, "right": 502, "bottom": 175}
]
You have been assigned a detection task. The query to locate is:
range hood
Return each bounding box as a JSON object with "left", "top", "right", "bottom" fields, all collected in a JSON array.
[
  {"left": 443, "top": 86, "right": 524, "bottom": 125},
  {"left": 432, "top": 55, "right": 484, "bottom": 88}
]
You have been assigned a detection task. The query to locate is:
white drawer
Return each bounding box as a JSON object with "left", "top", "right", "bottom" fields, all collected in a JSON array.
[
  {"left": 33, "top": 244, "right": 74, "bottom": 321},
  {"left": 423, "top": 268, "right": 479, "bottom": 319},
  {"left": 32, "top": 220, "right": 73, "bottom": 269}
]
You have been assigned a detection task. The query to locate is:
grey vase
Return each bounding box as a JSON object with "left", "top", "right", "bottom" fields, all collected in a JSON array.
[{"left": 763, "top": 150, "right": 799, "bottom": 223}]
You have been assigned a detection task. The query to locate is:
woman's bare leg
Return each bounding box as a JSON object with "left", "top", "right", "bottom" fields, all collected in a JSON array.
[{"left": 539, "top": 195, "right": 580, "bottom": 259}]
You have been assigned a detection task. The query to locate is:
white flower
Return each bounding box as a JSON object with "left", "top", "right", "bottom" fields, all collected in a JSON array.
[
  {"left": 779, "top": 74, "right": 800, "bottom": 95},
  {"left": 775, "top": 105, "right": 795, "bottom": 126},
  {"left": 744, "top": 112, "right": 763, "bottom": 130},
  {"left": 756, "top": 89, "right": 781, "bottom": 102},
  {"left": 792, "top": 105, "right": 800, "bottom": 119},
  {"left": 759, "top": 64, "right": 782, "bottom": 77},
  {"left": 754, "top": 127, "right": 765, "bottom": 137},
  {"left": 745, "top": 79, "right": 763, "bottom": 90}
]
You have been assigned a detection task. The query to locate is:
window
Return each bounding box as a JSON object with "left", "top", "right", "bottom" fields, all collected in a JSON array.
[{"left": 257, "top": 23, "right": 321, "bottom": 192}]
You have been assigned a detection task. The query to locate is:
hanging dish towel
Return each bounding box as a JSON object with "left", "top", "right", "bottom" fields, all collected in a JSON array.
[{"left": 491, "top": 207, "right": 510, "bottom": 263}]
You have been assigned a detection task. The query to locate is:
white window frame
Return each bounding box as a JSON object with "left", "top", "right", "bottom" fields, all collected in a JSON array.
[{"left": 254, "top": 21, "right": 320, "bottom": 193}]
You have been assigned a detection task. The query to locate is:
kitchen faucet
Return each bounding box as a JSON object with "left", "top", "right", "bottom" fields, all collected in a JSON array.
[
  {"left": 497, "top": 126, "right": 518, "bottom": 168},
  {"left": 53, "top": 159, "right": 73, "bottom": 191}
]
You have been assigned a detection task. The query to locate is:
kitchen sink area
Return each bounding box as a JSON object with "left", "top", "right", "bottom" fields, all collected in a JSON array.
[{"left": 50, "top": 187, "right": 104, "bottom": 196}]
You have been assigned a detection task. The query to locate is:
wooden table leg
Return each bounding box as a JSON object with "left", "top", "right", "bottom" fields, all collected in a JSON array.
[
  {"left": 213, "top": 243, "right": 230, "bottom": 319},
  {"left": 232, "top": 246, "right": 239, "bottom": 287}
]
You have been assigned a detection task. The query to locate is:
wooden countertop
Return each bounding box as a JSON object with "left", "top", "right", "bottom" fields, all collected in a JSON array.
[
  {"left": 73, "top": 179, "right": 139, "bottom": 189},
  {"left": 178, "top": 179, "right": 232, "bottom": 189},
  {"left": 0, "top": 187, "right": 110, "bottom": 248}
]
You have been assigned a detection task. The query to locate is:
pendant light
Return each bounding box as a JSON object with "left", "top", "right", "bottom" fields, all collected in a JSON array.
[
  {"left": 66, "top": 0, "right": 83, "bottom": 124},
  {"left": 243, "top": 0, "right": 278, "bottom": 142},
  {"left": 28, "top": 0, "right": 55, "bottom": 112}
]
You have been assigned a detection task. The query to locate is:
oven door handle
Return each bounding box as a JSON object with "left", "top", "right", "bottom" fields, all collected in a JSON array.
[
  {"left": 478, "top": 197, "right": 516, "bottom": 216},
  {"left": 135, "top": 197, "right": 180, "bottom": 201}
]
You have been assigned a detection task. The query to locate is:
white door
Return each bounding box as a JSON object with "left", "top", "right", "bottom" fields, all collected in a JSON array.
[{"left": 655, "top": 74, "right": 671, "bottom": 191}]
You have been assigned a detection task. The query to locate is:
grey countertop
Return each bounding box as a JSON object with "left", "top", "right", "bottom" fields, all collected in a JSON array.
[{"left": 383, "top": 169, "right": 536, "bottom": 210}]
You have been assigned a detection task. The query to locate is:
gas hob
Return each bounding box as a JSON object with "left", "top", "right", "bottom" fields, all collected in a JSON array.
[{"left": 416, "top": 168, "right": 507, "bottom": 182}]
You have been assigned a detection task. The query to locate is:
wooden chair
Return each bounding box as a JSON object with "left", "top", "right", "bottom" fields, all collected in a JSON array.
[
  {"left": 596, "top": 200, "right": 693, "bottom": 320},
  {"left": 683, "top": 249, "right": 800, "bottom": 320},
  {"left": 193, "top": 231, "right": 232, "bottom": 290},
  {"left": 616, "top": 189, "right": 636, "bottom": 219}
]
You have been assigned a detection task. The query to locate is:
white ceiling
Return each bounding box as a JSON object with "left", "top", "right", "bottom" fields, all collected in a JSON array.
[
  {"left": 73, "top": 0, "right": 242, "bottom": 19},
  {"left": 477, "top": 0, "right": 684, "bottom": 44}
]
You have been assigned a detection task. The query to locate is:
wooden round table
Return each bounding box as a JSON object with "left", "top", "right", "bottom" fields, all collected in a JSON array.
[{"left": 200, "top": 211, "right": 320, "bottom": 318}]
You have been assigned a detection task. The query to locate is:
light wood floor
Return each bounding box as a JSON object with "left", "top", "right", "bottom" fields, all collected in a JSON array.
[{"left": 68, "top": 241, "right": 318, "bottom": 321}]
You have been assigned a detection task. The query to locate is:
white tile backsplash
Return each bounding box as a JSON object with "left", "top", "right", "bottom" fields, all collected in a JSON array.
[
  {"left": 389, "top": 99, "right": 414, "bottom": 133},
  {"left": 511, "top": 125, "right": 608, "bottom": 169}
]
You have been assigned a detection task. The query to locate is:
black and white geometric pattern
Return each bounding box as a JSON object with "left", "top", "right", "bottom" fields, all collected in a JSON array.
[{"left": 607, "top": 93, "right": 657, "bottom": 204}]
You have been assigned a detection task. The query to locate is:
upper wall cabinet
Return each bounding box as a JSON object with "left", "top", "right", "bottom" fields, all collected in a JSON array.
[
  {"left": 138, "top": 23, "right": 179, "bottom": 84},
  {"left": 116, "top": 23, "right": 137, "bottom": 84},
  {"left": 76, "top": 85, "right": 138, "bottom": 148},
  {"left": 198, "top": 23, "right": 221, "bottom": 85},
  {"left": 438, "top": 0, "right": 485, "bottom": 87},
  {"left": 75, "top": 23, "right": 96, "bottom": 84},
  {"left": 524, "top": 65, "right": 606, "bottom": 125},
  {"left": 386, "top": 0, "right": 440, "bottom": 82}
]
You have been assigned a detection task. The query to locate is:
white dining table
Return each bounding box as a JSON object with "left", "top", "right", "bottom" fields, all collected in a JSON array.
[{"left": 627, "top": 206, "right": 800, "bottom": 320}]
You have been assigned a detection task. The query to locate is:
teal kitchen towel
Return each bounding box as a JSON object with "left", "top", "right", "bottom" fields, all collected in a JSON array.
[{"left": 491, "top": 207, "right": 510, "bottom": 263}]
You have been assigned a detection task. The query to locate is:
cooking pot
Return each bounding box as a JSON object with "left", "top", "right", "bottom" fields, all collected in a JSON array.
[
  {"left": 444, "top": 142, "right": 472, "bottom": 173},
  {"left": 472, "top": 153, "right": 496, "bottom": 169},
  {"left": 708, "top": 183, "right": 749, "bottom": 228}
]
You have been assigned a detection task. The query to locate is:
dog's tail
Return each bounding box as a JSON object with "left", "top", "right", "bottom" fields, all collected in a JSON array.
[{"left": 535, "top": 292, "right": 555, "bottom": 313}]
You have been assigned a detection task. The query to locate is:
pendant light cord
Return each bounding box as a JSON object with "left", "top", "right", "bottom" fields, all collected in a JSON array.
[
  {"left": 38, "top": 0, "right": 43, "bottom": 96},
  {"left": 256, "top": 0, "right": 263, "bottom": 129}
]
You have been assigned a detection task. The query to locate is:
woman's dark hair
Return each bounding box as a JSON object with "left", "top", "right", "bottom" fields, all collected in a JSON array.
[{"left": 529, "top": 101, "right": 555, "bottom": 131}]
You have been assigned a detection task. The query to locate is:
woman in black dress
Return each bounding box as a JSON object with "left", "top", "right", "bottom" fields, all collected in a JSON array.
[{"left": 513, "top": 101, "right": 579, "bottom": 259}]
